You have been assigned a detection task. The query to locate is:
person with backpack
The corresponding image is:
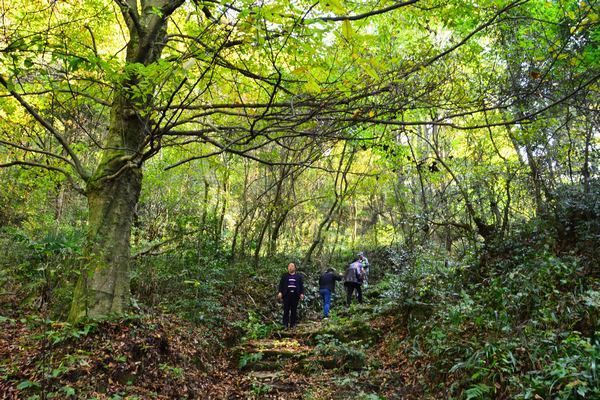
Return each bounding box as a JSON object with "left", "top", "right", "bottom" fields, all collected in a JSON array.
[
  {"left": 344, "top": 259, "right": 364, "bottom": 306},
  {"left": 277, "top": 262, "right": 304, "bottom": 328},
  {"left": 318, "top": 268, "right": 342, "bottom": 319},
  {"left": 358, "top": 251, "right": 370, "bottom": 286}
]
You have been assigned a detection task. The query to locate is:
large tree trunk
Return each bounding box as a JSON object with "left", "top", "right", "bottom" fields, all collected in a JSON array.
[
  {"left": 69, "top": 94, "right": 145, "bottom": 321},
  {"left": 69, "top": 168, "right": 142, "bottom": 320},
  {"left": 68, "top": 0, "right": 184, "bottom": 321}
]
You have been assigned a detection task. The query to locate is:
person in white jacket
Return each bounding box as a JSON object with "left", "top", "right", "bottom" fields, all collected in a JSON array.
[{"left": 358, "top": 252, "right": 369, "bottom": 286}]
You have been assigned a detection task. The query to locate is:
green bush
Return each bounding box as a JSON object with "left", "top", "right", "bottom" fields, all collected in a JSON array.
[
  {"left": 552, "top": 180, "right": 600, "bottom": 273},
  {"left": 314, "top": 334, "right": 366, "bottom": 370},
  {"left": 376, "top": 217, "right": 599, "bottom": 399},
  {"left": 234, "top": 311, "right": 277, "bottom": 341},
  {"left": 0, "top": 227, "right": 83, "bottom": 318}
]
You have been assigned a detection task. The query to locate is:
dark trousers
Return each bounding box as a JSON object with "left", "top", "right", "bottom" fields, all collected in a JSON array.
[
  {"left": 283, "top": 294, "right": 300, "bottom": 327},
  {"left": 345, "top": 282, "right": 362, "bottom": 305}
]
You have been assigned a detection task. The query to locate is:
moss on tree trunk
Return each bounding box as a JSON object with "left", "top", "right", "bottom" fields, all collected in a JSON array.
[
  {"left": 69, "top": 96, "right": 145, "bottom": 322},
  {"left": 69, "top": 102, "right": 144, "bottom": 321}
]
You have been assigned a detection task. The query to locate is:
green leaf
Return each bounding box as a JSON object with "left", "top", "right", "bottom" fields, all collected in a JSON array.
[
  {"left": 304, "top": 76, "right": 320, "bottom": 93},
  {"left": 361, "top": 62, "right": 379, "bottom": 80},
  {"left": 291, "top": 67, "right": 308, "bottom": 75},
  {"left": 17, "top": 380, "right": 40, "bottom": 390},
  {"left": 321, "top": 0, "right": 345, "bottom": 15},
  {"left": 465, "top": 383, "right": 492, "bottom": 400},
  {"left": 63, "top": 386, "right": 76, "bottom": 396},
  {"left": 150, "top": 6, "right": 163, "bottom": 17},
  {"left": 342, "top": 20, "right": 353, "bottom": 40}
]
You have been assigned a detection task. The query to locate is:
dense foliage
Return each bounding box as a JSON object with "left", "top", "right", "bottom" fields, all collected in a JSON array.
[{"left": 381, "top": 205, "right": 600, "bottom": 398}]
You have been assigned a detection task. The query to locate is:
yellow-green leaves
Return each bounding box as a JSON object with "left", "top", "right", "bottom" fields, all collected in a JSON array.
[
  {"left": 321, "top": 0, "right": 346, "bottom": 15},
  {"left": 342, "top": 20, "right": 354, "bottom": 40},
  {"left": 361, "top": 59, "right": 379, "bottom": 80},
  {"left": 304, "top": 76, "right": 321, "bottom": 94}
]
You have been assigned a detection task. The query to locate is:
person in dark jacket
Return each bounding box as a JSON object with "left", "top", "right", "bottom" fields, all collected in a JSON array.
[
  {"left": 318, "top": 268, "right": 342, "bottom": 318},
  {"left": 277, "top": 262, "right": 304, "bottom": 328},
  {"left": 344, "top": 260, "right": 364, "bottom": 306}
]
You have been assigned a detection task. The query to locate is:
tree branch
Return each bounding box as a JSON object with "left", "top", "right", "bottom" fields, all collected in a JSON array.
[
  {"left": 0, "top": 75, "right": 90, "bottom": 180},
  {"left": 0, "top": 139, "right": 77, "bottom": 169},
  {"left": 318, "top": 0, "right": 419, "bottom": 22},
  {"left": 345, "top": 72, "right": 600, "bottom": 129},
  {"left": 0, "top": 89, "right": 111, "bottom": 106},
  {"left": 131, "top": 229, "right": 200, "bottom": 258},
  {"left": 0, "top": 160, "right": 84, "bottom": 194},
  {"left": 114, "top": 0, "right": 143, "bottom": 36},
  {"left": 403, "top": 0, "right": 529, "bottom": 78}
]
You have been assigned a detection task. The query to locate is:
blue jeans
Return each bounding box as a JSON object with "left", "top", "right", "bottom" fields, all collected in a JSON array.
[{"left": 319, "top": 288, "right": 331, "bottom": 317}]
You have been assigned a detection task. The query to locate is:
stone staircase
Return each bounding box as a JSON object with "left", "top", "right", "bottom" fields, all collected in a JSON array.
[
  {"left": 235, "top": 321, "right": 320, "bottom": 397},
  {"left": 234, "top": 315, "right": 378, "bottom": 399}
]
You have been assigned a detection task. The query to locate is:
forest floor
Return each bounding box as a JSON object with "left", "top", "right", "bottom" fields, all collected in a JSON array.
[
  {"left": 0, "top": 313, "right": 245, "bottom": 399},
  {"left": 0, "top": 292, "right": 427, "bottom": 399}
]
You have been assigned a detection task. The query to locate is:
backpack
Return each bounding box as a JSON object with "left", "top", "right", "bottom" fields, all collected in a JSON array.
[{"left": 345, "top": 261, "right": 364, "bottom": 283}]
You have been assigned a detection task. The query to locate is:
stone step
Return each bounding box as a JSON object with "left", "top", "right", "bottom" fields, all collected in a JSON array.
[
  {"left": 236, "top": 337, "right": 316, "bottom": 371},
  {"left": 242, "top": 359, "right": 285, "bottom": 372},
  {"left": 242, "top": 338, "right": 313, "bottom": 359},
  {"left": 245, "top": 371, "right": 300, "bottom": 394},
  {"left": 272, "top": 321, "right": 329, "bottom": 340},
  {"left": 246, "top": 370, "right": 286, "bottom": 381},
  {"left": 274, "top": 318, "right": 378, "bottom": 345}
]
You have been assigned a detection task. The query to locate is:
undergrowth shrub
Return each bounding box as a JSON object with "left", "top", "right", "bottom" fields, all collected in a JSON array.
[
  {"left": 378, "top": 217, "right": 599, "bottom": 399},
  {"left": 233, "top": 311, "right": 278, "bottom": 341},
  {"left": 130, "top": 231, "right": 304, "bottom": 328},
  {"left": 0, "top": 227, "right": 83, "bottom": 318},
  {"left": 552, "top": 180, "right": 600, "bottom": 274},
  {"left": 314, "top": 334, "right": 366, "bottom": 371},
  {"left": 130, "top": 238, "right": 228, "bottom": 325}
]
